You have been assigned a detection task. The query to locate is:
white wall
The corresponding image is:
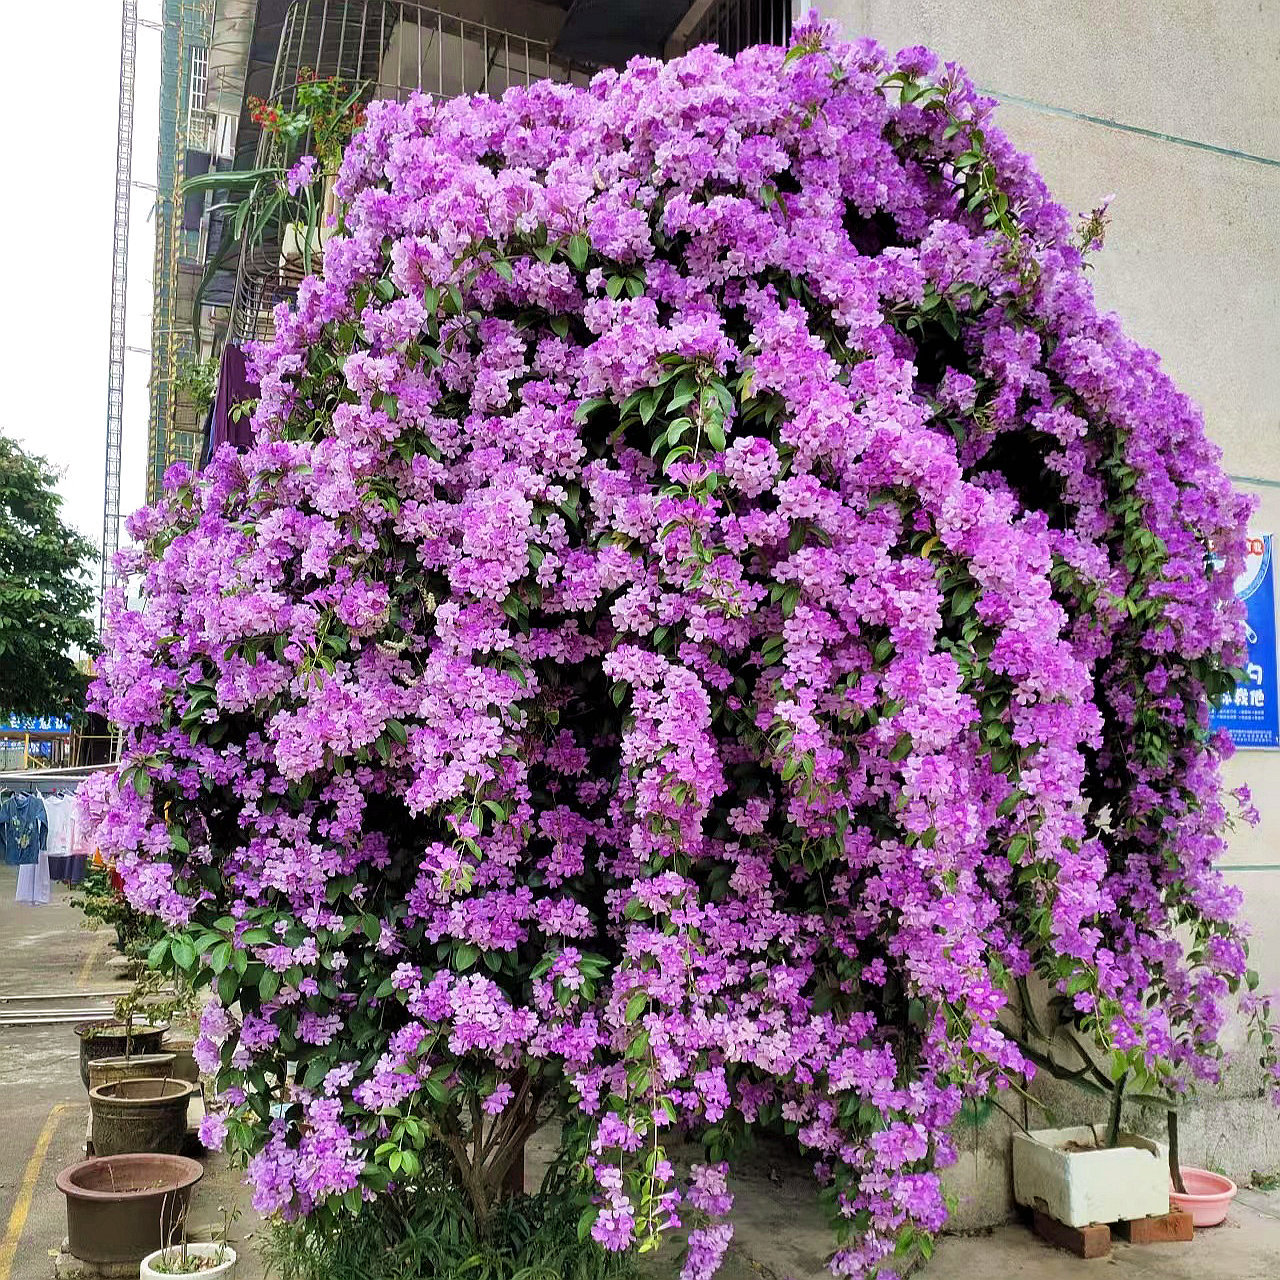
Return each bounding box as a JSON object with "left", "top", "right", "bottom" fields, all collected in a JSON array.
[{"left": 817, "top": 0, "right": 1280, "bottom": 1221}]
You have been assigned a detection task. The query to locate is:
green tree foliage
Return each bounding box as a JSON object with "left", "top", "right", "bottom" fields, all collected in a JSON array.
[{"left": 0, "top": 433, "right": 97, "bottom": 717}]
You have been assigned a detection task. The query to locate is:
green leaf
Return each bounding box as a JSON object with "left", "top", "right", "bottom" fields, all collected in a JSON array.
[
  {"left": 574, "top": 396, "right": 610, "bottom": 423},
  {"left": 567, "top": 234, "right": 589, "bottom": 271},
  {"left": 217, "top": 968, "right": 239, "bottom": 1006},
  {"left": 625, "top": 991, "right": 648, "bottom": 1024},
  {"left": 997, "top": 791, "right": 1023, "bottom": 818}
]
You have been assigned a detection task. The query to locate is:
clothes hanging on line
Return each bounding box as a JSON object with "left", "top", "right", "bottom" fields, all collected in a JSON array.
[
  {"left": 0, "top": 766, "right": 113, "bottom": 906},
  {"left": 15, "top": 846, "right": 52, "bottom": 906},
  {"left": 44, "top": 793, "right": 88, "bottom": 886},
  {"left": 3, "top": 790, "right": 51, "bottom": 906},
  {"left": 1, "top": 791, "right": 47, "bottom": 867}
]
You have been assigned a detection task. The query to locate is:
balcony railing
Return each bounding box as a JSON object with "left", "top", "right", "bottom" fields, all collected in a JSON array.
[{"left": 225, "top": 0, "right": 586, "bottom": 345}]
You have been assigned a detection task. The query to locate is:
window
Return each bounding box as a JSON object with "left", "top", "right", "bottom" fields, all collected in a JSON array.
[{"left": 187, "top": 44, "right": 209, "bottom": 135}]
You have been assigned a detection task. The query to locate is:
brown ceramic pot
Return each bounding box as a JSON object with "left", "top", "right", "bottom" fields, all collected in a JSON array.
[
  {"left": 56, "top": 1153, "right": 203, "bottom": 1265},
  {"left": 89, "top": 1077, "right": 197, "bottom": 1157},
  {"left": 87, "top": 1052, "right": 176, "bottom": 1091},
  {"left": 74, "top": 1021, "right": 169, "bottom": 1090}
]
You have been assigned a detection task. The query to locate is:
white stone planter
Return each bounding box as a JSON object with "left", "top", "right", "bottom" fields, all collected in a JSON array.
[
  {"left": 140, "top": 1242, "right": 237, "bottom": 1279},
  {"left": 1011, "top": 1126, "right": 1169, "bottom": 1227}
]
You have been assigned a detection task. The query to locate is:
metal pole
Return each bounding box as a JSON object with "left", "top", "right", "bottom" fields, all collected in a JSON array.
[{"left": 101, "top": 0, "right": 139, "bottom": 634}]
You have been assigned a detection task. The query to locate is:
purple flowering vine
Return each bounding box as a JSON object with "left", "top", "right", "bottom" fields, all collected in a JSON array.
[{"left": 84, "top": 20, "right": 1276, "bottom": 1278}]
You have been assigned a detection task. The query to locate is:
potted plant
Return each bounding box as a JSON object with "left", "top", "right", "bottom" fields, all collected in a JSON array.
[
  {"left": 1009, "top": 988, "right": 1177, "bottom": 1227},
  {"left": 56, "top": 1153, "right": 203, "bottom": 1267},
  {"left": 1011, "top": 1123, "right": 1170, "bottom": 1228},
  {"left": 182, "top": 70, "right": 365, "bottom": 317},
  {"left": 76, "top": 1021, "right": 169, "bottom": 1091},
  {"left": 140, "top": 1205, "right": 240, "bottom": 1278},
  {"left": 90, "top": 1077, "right": 198, "bottom": 1157},
  {"left": 173, "top": 355, "right": 219, "bottom": 416},
  {"left": 141, "top": 1241, "right": 237, "bottom": 1278},
  {"left": 78, "top": 962, "right": 196, "bottom": 1091}
]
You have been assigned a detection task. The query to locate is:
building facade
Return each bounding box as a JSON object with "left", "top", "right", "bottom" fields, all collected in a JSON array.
[{"left": 147, "top": 0, "right": 215, "bottom": 504}]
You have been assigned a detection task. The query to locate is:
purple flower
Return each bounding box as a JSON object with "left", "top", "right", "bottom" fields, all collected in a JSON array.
[{"left": 286, "top": 154, "right": 318, "bottom": 196}]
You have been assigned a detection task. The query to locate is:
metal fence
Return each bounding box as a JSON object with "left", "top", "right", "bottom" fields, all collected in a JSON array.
[{"left": 226, "top": 0, "right": 582, "bottom": 345}]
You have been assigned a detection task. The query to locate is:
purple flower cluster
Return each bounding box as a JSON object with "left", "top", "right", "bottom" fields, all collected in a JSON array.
[{"left": 84, "top": 20, "right": 1274, "bottom": 1277}]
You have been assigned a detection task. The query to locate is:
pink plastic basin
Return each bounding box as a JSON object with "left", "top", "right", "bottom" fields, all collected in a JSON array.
[{"left": 1170, "top": 1166, "right": 1237, "bottom": 1227}]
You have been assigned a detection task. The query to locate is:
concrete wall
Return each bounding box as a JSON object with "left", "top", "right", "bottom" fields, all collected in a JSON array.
[{"left": 816, "top": 0, "right": 1280, "bottom": 1225}]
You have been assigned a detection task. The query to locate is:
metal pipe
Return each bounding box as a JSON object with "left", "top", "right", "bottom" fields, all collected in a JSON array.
[
  {"left": 0, "top": 992, "right": 131, "bottom": 1003},
  {"left": 0, "top": 1013, "right": 117, "bottom": 1026}
]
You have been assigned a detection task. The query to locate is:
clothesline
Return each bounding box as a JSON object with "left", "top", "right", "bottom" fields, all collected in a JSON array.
[{"left": 0, "top": 766, "right": 114, "bottom": 908}]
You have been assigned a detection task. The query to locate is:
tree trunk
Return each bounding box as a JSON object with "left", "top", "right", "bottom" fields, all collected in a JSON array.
[{"left": 1168, "top": 1110, "right": 1187, "bottom": 1194}]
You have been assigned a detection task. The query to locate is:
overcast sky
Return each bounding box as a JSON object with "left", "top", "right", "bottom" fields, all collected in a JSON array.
[{"left": 0, "top": 1, "right": 164, "bottom": 550}]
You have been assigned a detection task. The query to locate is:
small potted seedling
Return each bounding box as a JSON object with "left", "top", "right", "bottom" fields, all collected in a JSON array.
[
  {"left": 140, "top": 1203, "right": 239, "bottom": 1278},
  {"left": 88, "top": 970, "right": 202, "bottom": 1156}
]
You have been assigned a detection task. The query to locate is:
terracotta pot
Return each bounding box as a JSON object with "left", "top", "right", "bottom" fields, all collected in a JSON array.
[
  {"left": 1170, "top": 1166, "right": 1237, "bottom": 1227},
  {"left": 141, "top": 1242, "right": 237, "bottom": 1279},
  {"left": 75, "top": 1021, "right": 169, "bottom": 1090},
  {"left": 88, "top": 1053, "right": 177, "bottom": 1092},
  {"left": 56, "top": 1153, "right": 203, "bottom": 1265},
  {"left": 90, "top": 1078, "right": 197, "bottom": 1157}
]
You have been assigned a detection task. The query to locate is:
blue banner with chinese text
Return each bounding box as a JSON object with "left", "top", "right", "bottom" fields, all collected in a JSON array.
[{"left": 1211, "top": 533, "right": 1280, "bottom": 749}]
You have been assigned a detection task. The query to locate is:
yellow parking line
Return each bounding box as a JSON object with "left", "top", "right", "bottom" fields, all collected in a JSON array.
[
  {"left": 77, "top": 931, "right": 108, "bottom": 989},
  {"left": 0, "top": 1103, "right": 68, "bottom": 1280}
]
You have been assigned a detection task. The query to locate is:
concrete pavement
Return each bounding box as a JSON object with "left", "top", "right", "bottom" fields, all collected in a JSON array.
[{"left": 0, "top": 873, "right": 263, "bottom": 1280}]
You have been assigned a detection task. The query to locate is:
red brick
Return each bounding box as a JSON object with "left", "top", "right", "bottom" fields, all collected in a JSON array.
[
  {"left": 1032, "top": 1209, "right": 1112, "bottom": 1258},
  {"left": 1115, "top": 1210, "right": 1194, "bottom": 1244}
]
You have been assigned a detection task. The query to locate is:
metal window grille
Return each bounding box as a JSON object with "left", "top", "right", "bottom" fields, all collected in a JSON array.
[
  {"left": 227, "top": 1, "right": 585, "bottom": 345},
  {"left": 677, "top": 0, "right": 791, "bottom": 57},
  {"left": 187, "top": 44, "right": 209, "bottom": 133}
]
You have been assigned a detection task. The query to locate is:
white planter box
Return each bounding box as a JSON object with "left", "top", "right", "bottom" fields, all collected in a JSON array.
[{"left": 1012, "top": 1126, "right": 1169, "bottom": 1227}]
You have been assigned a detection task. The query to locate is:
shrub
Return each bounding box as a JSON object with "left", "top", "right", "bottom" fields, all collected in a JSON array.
[
  {"left": 73, "top": 862, "right": 164, "bottom": 956},
  {"left": 85, "top": 21, "right": 1276, "bottom": 1277},
  {"left": 262, "top": 1173, "right": 636, "bottom": 1280}
]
